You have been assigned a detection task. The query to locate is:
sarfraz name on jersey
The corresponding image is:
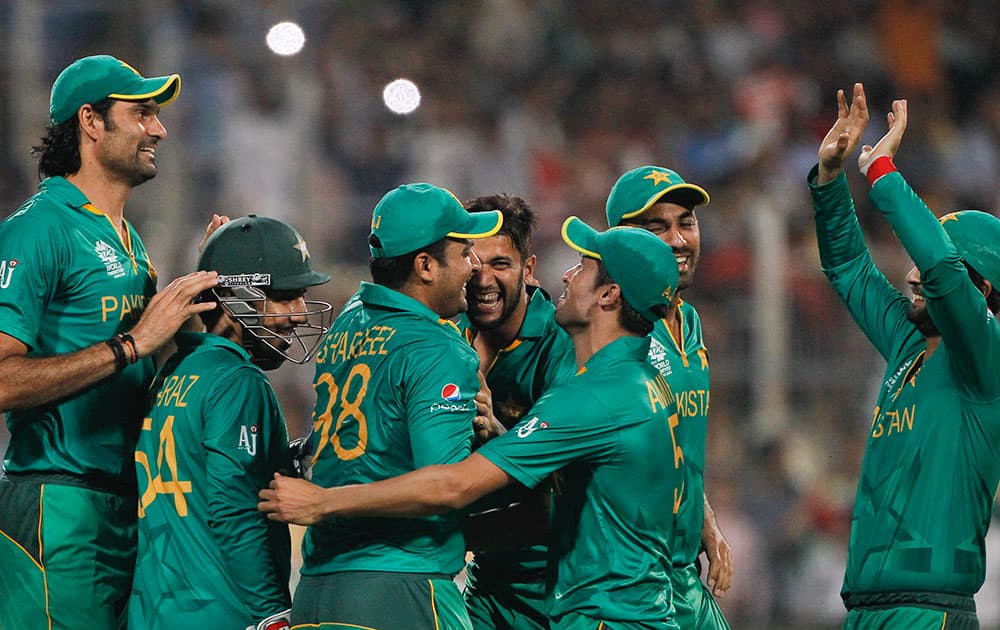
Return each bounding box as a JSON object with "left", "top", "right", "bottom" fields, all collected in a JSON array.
[{"left": 219, "top": 273, "right": 271, "bottom": 287}]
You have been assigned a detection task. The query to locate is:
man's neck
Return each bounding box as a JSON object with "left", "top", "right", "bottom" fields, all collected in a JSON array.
[
  {"left": 66, "top": 168, "right": 131, "bottom": 227},
  {"left": 569, "top": 314, "right": 633, "bottom": 369}
]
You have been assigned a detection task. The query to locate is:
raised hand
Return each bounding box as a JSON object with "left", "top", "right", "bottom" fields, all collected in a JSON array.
[
  {"left": 858, "top": 99, "right": 908, "bottom": 176},
  {"left": 817, "top": 83, "right": 870, "bottom": 185}
]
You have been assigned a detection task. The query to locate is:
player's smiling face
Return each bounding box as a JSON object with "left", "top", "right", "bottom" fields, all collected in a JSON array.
[
  {"left": 466, "top": 234, "right": 530, "bottom": 331},
  {"left": 96, "top": 98, "right": 166, "bottom": 187},
  {"left": 555, "top": 256, "right": 599, "bottom": 331},
  {"left": 430, "top": 238, "right": 481, "bottom": 319},
  {"left": 622, "top": 201, "right": 700, "bottom": 290}
]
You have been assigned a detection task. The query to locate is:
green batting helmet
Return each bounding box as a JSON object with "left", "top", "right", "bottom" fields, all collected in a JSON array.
[
  {"left": 198, "top": 215, "right": 332, "bottom": 368},
  {"left": 199, "top": 215, "right": 330, "bottom": 290}
]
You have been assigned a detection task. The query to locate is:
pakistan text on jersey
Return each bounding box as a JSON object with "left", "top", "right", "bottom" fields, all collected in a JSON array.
[
  {"left": 870, "top": 404, "right": 916, "bottom": 439},
  {"left": 676, "top": 389, "right": 709, "bottom": 419},
  {"left": 315, "top": 326, "right": 396, "bottom": 365},
  {"left": 101, "top": 293, "right": 148, "bottom": 322}
]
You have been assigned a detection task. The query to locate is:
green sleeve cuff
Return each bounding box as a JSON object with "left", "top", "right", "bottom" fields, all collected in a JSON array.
[{"left": 807, "top": 164, "right": 867, "bottom": 269}]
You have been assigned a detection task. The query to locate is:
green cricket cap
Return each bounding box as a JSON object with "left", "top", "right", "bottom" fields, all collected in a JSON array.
[
  {"left": 939, "top": 210, "right": 1000, "bottom": 287},
  {"left": 49, "top": 55, "right": 181, "bottom": 124},
  {"left": 606, "top": 165, "right": 710, "bottom": 227},
  {"left": 199, "top": 215, "right": 330, "bottom": 291},
  {"left": 369, "top": 183, "right": 503, "bottom": 258},
  {"left": 561, "top": 216, "right": 679, "bottom": 321}
]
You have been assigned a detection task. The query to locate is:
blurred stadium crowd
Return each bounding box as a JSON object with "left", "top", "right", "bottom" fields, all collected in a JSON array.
[{"left": 1, "top": 1, "right": 999, "bottom": 627}]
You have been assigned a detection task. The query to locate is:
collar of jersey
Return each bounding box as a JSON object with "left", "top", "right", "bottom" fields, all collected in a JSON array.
[
  {"left": 175, "top": 330, "right": 252, "bottom": 361},
  {"left": 518, "top": 285, "right": 557, "bottom": 338},
  {"left": 583, "top": 334, "right": 651, "bottom": 372},
  {"left": 40, "top": 176, "right": 91, "bottom": 210},
  {"left": 358, "top": 281, "right": 447, "bottom": 325}
]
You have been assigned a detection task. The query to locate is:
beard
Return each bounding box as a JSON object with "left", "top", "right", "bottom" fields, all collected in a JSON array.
[
  {"left": 469, "top": 277, "right": 524, "bottom": 331},
  {"left": 906, "top": 302, "right": 940, "bottom": 338}
]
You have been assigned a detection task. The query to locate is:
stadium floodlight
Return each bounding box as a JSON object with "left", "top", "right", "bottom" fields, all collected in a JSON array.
[
  {"left": 383, "top": 78, "right": 421, "bottom": 115},
  {"left": 266, "top": 22, "right": 306, "bottom": 56}
]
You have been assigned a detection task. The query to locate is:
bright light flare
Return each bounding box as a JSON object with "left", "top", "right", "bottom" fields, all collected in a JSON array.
[
  {"left": 267, "top": 22, "right": 306, "bottom": 56},
  {"left": 382, "top": 78, "right": 421, "bottom": 115}
]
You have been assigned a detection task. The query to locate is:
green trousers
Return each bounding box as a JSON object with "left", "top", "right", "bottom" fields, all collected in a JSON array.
[{"left": 0, "top": 474, "right": 137, "bottom": 630}]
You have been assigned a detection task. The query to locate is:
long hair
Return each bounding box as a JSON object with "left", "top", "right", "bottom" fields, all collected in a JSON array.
[{"left": 31, "top": 97, "right": 114, "bottom": 179}]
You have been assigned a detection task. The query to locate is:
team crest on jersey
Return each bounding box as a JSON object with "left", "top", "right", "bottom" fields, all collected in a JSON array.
[
  {"left": 0, "top": 259, "right": 18, "bottom": 289},
  {"left": 441, "top": 383, "right": 461, "bottom": 401},
  {"left": 238, "top": 424, "right": 258, "bottom": 456},
  {"left": 516, "top": 417, "right": 549, "bottom": 438},
  {"left": 648, "top": 338, "right": 672, "bottom": 375},
  {"left": 94, "top": 240, "right": 125, "bottom": 278}
]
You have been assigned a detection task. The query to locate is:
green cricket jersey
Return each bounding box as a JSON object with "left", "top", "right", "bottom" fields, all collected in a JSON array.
[
  {"left": 303, "top": 282, "right": 478, "bottom": 576},
  {"left": 649, "top": 300, "right": 709, "bottom": 566},
  {"left": 459, "top": 287, "right": 576, "bottom": 604},
  {"left": 809, "top": 167, "right": 1000, "bottom": 598},
  {"left": 0, "top": 177, "right": 156, "bottom": 483},
  {"left": 129, "top": 332, "right": 291, "bottom": 628},
  {"left": 479, "top": 335, "right": 684, "bottom": 630}
]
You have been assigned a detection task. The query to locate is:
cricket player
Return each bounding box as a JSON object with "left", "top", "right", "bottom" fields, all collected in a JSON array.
[
  {"left": 0, "top": 55, "right": 219, "bottom": 629},
  {"left": 290, "top": 183, "right": 502, "bottom": 628},
  {"left": 261, "top": 218, "right": 687, "bottom": 630},
  {"left": 459, "top": 194, "right": 577, "bottom": 630},
  {"left": 607, "top": 165, "right": 732, "bottom": 628},
  {"left": 811, "top": 83, "right": 1000, "bottom": 629},
  {"left": 128, "top": 216, "right": 333, "bottom": 630}
]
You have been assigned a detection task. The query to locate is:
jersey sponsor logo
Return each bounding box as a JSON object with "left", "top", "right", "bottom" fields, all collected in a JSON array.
[
  {"left": 0, "top": 259, "right": 18, "bottom": 289},
  {"left": 95, "top": 240, "right": 126, "bottom": 278},
  {"left": 516, "top": 416, "right": 548, "bottom": 438},
  {"left": 429, "top": 401, "right": 475, "bottom": 413},
  {"left": 648, "top": 338, "right": 672, "bottom": 376},
  {"left": 218, "top": 273, "right": 271, "bottom": 287},
  {"left": 238, "top": 424, "right": 259, "bottom": 456},
  {"left": 441, "top": 383, "right": 461, "bottom": 401}
]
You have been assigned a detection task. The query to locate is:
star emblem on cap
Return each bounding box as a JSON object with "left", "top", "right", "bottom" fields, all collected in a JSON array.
[
  {"left": 293, "top": 234, "right": 310, "bottom": 262},
  {"left": 644, "top": 171, "right": 674, "bottom": 187},
  {"left": 939, "top": 212, "right": 961, "bottom": 224}
]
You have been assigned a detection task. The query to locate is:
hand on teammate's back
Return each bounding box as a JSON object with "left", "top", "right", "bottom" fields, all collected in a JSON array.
[{"left": 127, "top": 271, "right": 219, "bottom": 357}]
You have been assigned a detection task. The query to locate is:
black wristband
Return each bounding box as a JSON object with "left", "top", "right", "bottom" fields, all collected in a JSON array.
[{"left": 105, "top": 336, "right": 128, "bottom": 372}]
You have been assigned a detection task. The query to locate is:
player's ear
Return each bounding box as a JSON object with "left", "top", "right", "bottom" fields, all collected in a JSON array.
[
  {"left": 412, "top": 251, "right": 436, "bottom": 283},
  {"left": 522, "top": 254, "right": 537, "bottom": 284},
  {"left": 597, "top": 283, "right": 622, "bottom": 309}
]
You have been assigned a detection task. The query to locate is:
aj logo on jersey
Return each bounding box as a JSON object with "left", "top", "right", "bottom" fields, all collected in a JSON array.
[
  {"left": 0, "top": 259, "right": 18, "bottom": 289},
  {"left": 238, "top": 424, "right": 258, "bottom": 456}
]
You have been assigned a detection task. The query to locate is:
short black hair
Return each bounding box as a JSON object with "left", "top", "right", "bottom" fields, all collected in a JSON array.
[
  {"left": 464, "top": 194, "right": 536, "bottom": 262},
  {"left": 594, "top": 259, "right": 659, "bottom": 335},
  {"left": 31, "top": 97, "right": 115, "bottom": 179},
  {"left": 369, "top": 236, "right": 450, "bottom": 289}
]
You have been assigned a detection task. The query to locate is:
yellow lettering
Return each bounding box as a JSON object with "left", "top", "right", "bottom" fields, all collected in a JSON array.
[
  {"left": 101, "top": 296, "right": 118, "bottom": 322},
  {"left": 157, "top": 376, "right": 178, "bottom": 408},
  {"left": 177, "top": 375, "right": 199, "bottom": 408}
]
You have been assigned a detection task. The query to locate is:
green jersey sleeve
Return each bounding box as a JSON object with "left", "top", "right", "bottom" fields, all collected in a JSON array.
[
  {"left": 401, "top": 339, "right": 477, "bottom": 467},
  {"left": 871, "top": 172, "right": 1000, "bottom": 398},
  {"left": 202, "top": 365, "right": 291, "bottom": 618},
  {"left": 478, "top": 386, "right": 613, "bottom": 489},
  {"left": 808, "top": 166, "right": 914, "bottom": 361},
  {"left": 0, "top": 212, "right": 61, "bottom": 348}
]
